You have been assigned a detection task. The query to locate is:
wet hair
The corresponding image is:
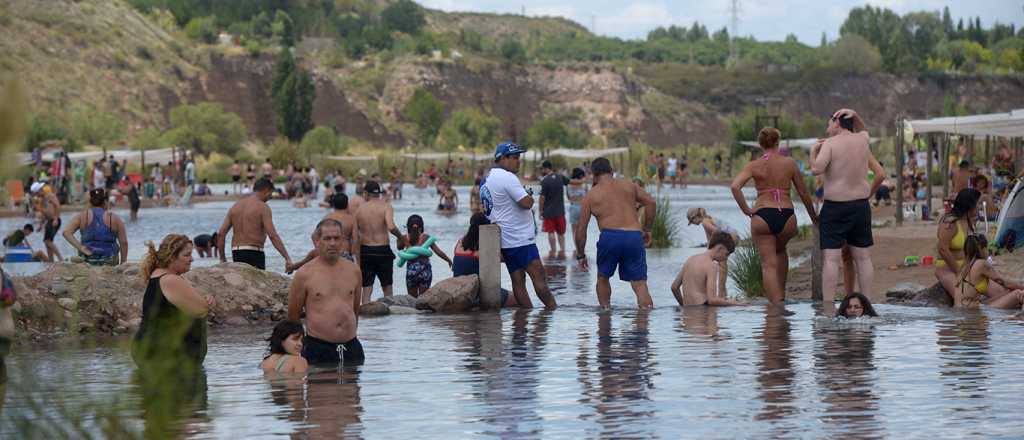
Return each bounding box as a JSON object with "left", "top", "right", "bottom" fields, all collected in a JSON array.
[
  {"left": 312, "top": 218, "right": 344, "bottom": 240},
  {"left": 947, "top": 188, "right": 981, "bottom": 221},
  {"left": 89, "top": 188, "right": 107, "bottom": 207},
  {"left": 331, "top": 193, "right": 349, "bottom": 210},
  {"left": 837, "top": 115, "right": 855, "bottom": 131},
  {"left": 406, "top": 214, "right": 424, "bottom": 247},
  {"left": 758, "top": 127, "right": 781, "bottom": 149},
  {"left": 253, "top": 177, "right": 275, "bottom": 193},
  {"left": 23, "top": 223, "right": 34, "bottom": 233},
  {"left": 957, "top": 234, "right": 989, "bottom": 291},
  {"left": 571, "top": 167, "right": 586, "bottom": 180},
  {"left": 461, "top": 212, "right": 491, "bottom": 252},
  {"left": 591, "top": 157, "right": 613, "bottom": 176},
  {"left": 974, "top": 174, "right": 990, "bottom": 190},
  {"left": 266, "top": 320, "right": 304, "bottom": 357},
  {"left": 542, "top": 160, "right": 553, "bottom": 169},
  {"left": 837, "top": 292, "right": 878, "bottom": 318},
  {"left": 708, "top": 232, "right": 736, "bottom": 253},
  {"left": 140, "top": 234, "right": 193, "bottom": 281}
]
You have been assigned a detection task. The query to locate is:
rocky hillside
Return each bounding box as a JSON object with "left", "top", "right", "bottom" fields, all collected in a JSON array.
[{"left": 3, "top": 0, "right": 1024, "bottom": 149}]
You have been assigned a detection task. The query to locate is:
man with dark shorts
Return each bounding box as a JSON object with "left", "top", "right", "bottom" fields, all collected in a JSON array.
[
  {"left": 811, "top": 108, "right": 885, "bottom": 312},
  {"left": 538, "top": 160, "right": 569, "bottom": 258},
  {"left": 481, "top": 142, "right": 557, "bottom": 309},
  {"left": 40, "top": 183, "right": 63, "bottom": 262},
  {"left": 574, "top": 157, "right": 656, "bottom": 309},
  {"left": 354, "top": 181, "right": 404, "bottom": 303},
  {"left": 288, "top": 219, "right": 364, "bottom": 366},
  {"left": 217, "top": 177, "right": 292, "bottom": 271}
]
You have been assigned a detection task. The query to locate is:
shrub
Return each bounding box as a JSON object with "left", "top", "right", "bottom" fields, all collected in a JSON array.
[
  {"left": 184, "top": 16, "right": 217, "bottom": 44},
  {"left": 381, "top": 0, "right": 425, "bottom": 35},
  {"left": 161, "top": 102, "right": 246, "bottom": 156},
  {"left": 650, "top": 197, "right": 679, "bottom": 248},
  {"left": 728, "top": 241, "right": 764, "bottom": 298}
]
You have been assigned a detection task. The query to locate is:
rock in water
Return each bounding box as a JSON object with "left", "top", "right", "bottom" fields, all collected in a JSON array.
[
  {"left": 415, "top": 276, "right": 479, "bottom": 313},
  {"left": 885, "top": 282, "right": 929, "bottom": 302},
  {"left": 380, "top": 295, "right": 417, "bottom": 308},
  {"left": 359, "top": 301, "right": 391, "bottom": 316},
  {"left": 886, "top": 282, "right": 952, "bottom": 307},
  {"left": 388, "top": 306, "right": 421, "bottom": 315}
]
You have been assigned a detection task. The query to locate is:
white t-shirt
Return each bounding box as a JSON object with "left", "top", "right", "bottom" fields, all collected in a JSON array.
[
  {"left": 93, "top": 168, "right": 105, "bottom": 188},
  {"left": 482, "top": 167, "right": 536, "bottom": 249},
  {"left": 667, "top": 158, "right": 678, "bottom": 170}
]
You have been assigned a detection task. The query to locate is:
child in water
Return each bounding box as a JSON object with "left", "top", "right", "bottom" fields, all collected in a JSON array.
[
  {"left": 260, "top": 320, "right": 309, "bottom": 375},
  {"left": 836, "top": 292, "right": 878, "bottom": 318},
  {"left": 399, "top": 214, "right": 453, "bottom": 297}
]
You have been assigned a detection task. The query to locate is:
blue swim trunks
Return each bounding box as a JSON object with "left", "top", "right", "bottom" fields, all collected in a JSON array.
[
  {"left": 501, "top": 244, "right": 540, "bottom": 274},
  {"left": 596, "top": 229, "right": 647, "bottom": 281}
]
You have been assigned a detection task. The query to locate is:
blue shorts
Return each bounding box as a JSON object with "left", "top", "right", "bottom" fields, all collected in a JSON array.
[
  {"left": 501, "top": 244, "right": 540, "bottom": 274},
  {"left": 596, "top": 229, "right": 647, "bottom": 281}
]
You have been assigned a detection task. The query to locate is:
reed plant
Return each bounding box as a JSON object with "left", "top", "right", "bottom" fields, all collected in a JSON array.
[
  {"left": 728, "top": 239, "right": 765, "bottom": 298},
  {"left": 650, "top": 196, "right": 679, "bottom": 248}
]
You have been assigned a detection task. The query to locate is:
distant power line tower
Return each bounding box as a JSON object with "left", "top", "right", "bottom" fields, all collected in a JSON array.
[{"left": 728, "top": 0, "right": 740, "bottom": 67}]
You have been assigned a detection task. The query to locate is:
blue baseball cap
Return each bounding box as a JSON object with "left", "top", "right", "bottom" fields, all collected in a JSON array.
[{"left": 493, "top": 141, "right": 527, "bottom": 161}]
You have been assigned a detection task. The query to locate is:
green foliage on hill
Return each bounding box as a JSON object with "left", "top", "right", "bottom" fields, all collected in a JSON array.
[
  {"left": 162, "top": 102, "right": 246, "bottom": 156},
  {"left": 404, "top": 88, "right": 444, "bottom": 144},
  {"left": 435, "top": 108, "right": 500, "bottom": 152},
  {"left": 271, "top": 49, "right": 316, "bottom": 142}
]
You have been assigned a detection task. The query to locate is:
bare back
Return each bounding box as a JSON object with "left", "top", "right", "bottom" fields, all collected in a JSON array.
[
  {"left": 749, "top": 155, "right": 797, "bottom": 210},
  {"left": 42, "top": 192, "right": 61, "bottom": 220},
  {"left": 228, "top": 196, "right": 271, "bottom": 248},
  {"left": 679, "top": 253, "right": 716, "bottom": 305},
  {"left": 324, "top": 210, "right": 356, "bottom": 247},
  {"left": 355, "top": 198, "right": 393, "bottom": 246},
  {"left": 816, "top": 131, "right": 872, "bottom": 201},
  {"left": 290, "top": 258, "right": 360, "bottom": 342},
  {"left": 585, "top": 178, "right": 646, "bottom": 231},
  {"left": 347, "top": 194, "right": 365, "bottom": 215}
]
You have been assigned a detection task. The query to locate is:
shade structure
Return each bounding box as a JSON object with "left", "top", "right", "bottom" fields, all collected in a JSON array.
[
  {"left": 907, "top": 109, "right": 1024, "bottom": 137},
  {"left": 739, "top": 138, "right": 879, "bottom": 150},
  {"left": 18, "top": 148, "right": 178, "bottom": 166}
]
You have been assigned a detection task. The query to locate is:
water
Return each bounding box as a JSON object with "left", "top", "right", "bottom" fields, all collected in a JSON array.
[{"left": 3, "top": 185, "right": 1024, "bottom": 438}]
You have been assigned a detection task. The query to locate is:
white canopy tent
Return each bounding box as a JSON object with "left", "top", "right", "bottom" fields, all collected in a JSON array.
[
  {"left": 907, "top": 109, "right": 1024, "bottom": 137},
  {"left": 18, "top": 148, "right": 178, "bottom": 166},
  {"left": 739, "top": 138, "right": 880, "bottom": 151}
]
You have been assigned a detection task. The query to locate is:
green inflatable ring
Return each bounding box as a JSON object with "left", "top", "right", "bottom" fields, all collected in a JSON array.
[{"left": 396, "top": 236, "right": 436, "bottom": 267}]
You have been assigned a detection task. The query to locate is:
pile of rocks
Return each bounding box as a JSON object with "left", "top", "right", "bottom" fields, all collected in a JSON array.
[
  {"left": 359, "top": 275, "right": 480, "bottom": 316},
  {"left": 885, "top": 282, "right": 953, "bottom": 307}
]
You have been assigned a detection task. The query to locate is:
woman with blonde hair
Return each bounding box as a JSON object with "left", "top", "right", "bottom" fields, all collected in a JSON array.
[
  {"left": 132, "top": 234, "right": 214, "bottom": 369},
  {"left": 730, "top": 127, "right": 818, "bottom": 305}
]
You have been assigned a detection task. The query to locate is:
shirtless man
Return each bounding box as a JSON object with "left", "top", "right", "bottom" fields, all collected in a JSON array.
[
  {"left": 574, "top": 157, "right": 656, "bottom": 309},
  {"left": 354, "top": 181, "right": 405, "bottom": 303},
  {"left": 261, "top": 158, "right": 274, "bottom": 180},
  {"left": 671, "top": 232, "right": 747, "bottom": 306},
  {"left": 951, "top": 160, "right": 974, "bottom": 195},
  {"left": 811, "top": 108, "right": 885, "bottom": 310},
  {"left": 287, "top": 219, "right": 365, "bottom": 367},
  {"left": 40, "top": 184, "right": 64, "bottom": 262},
  {"left": 216, "top": 177, "right": 292, "bottom": 271},
  {"left": 347, "top": 184, "right": 365, "bottom": 216},
  {"left": 288, "top": 193, "right": 359, "bottom": 273},
  {"left": 230, "top": 160, "right": 242, "bottom": 194}
]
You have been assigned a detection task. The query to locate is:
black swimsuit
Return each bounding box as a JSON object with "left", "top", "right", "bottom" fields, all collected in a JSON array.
[{"left": 755, "top": 208, "right": 795, "bottom": 235}]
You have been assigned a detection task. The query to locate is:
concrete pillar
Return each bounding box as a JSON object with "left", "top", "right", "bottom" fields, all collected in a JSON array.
[
  {"left": 478, "top": 224, "right": 502, "bottom": 310},
  {"left": 895, "top": 116, "right": 904, "bottom": 225}
]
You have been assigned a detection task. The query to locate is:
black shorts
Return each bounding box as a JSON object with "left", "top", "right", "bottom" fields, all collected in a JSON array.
[
  {"left": 819, "top": 199, "right": 873, "bottom": 249},
  {"left": 360, "top": 245, "right": 394, "bottom": 287},
  {"left": 232, "top": 175, "right": 241, "bottom": 182},
  {"left": 44, "top": 217, "right": 61, "bottom": 242},
  {"left": 232, "top": 249, "right": 265, "bottom": 270},
  {"left": 302, "top": 335, "right": 365, "bottom": 366}
]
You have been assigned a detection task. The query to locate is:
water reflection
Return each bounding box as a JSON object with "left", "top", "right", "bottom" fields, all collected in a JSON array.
[
  {"left": 264, "top": 369, "right": 363, "bottom": 438},
  {"left": 813, "top": 322, "right": 883, "bottom": 439},
  {"left": 676, "top": 306, "right": 723, "bottom": 341},
  {"left": 578, "top": 311, "right": 657, "bottom": 438},
  {"left": 755, "top": 312, "right": 796, "bottom": 424},
  {"left": 937, "top": 311, "right": 992, "bottom": 418},
  {"left": 134, "top": 367, "right": 208, "bottom": 440}
]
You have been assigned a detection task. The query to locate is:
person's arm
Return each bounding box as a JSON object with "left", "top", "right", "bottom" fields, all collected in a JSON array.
[
  {"left": 791, "top": 161, "right": 818, "bottom": 224},
  {"left": 263, "top": 205, "right": 292, "bottom": 267},
  {"left": 670, "top": 268, "right": 685, "bottom": 306},
  {"left": 537, "top": 193, "right": 545, "bottom": 219},
  {"left": 985, "top": 264, "right": 1024, "bottom": 290},
  {"left": 730, "top": 164, "right": 755, "bottom": 217},
  {"left": 216, "top": 213, "right": 233, "bottom": 263},
  {"left": 810, "top": 139, "right": 829, "bottom": 176},
  {"left": 868, "top": 154, "right": 885, "bottom": 197},
  {"left": 114, "top": 215, "right": 128, "bottom": 264},
  {"left": 287, "top": 271, "right": 307, "bottom": 321},
  {"left": 574, "top": 196, "right": 592, "bottom": 271},
  {"left": 161, "top": 275, "right": 210, "bottom": 318},
  {"left": 703, "top": 264, "right": 745, "bottom": 306},
  {"left": 352, "top": 267, "right": 363, "bottom": 320},
  {"left": 637, "top": 185, "right": 656, "bottom": 246},
  {"left": 936, "top": 221, "right": 960, "bottom": 274},
  {"left": 386, "top": 205, "right": 405, "bottom": 248},
  {"left": 62, "top": 214, "right": 90, "bottom": 256},
  {"left": 429, "top": 237, "right": 453, "bottom": 268},
  {"left": 350, "top": 220, "right": 360, "bottom": 264},
  {"left": 287, "top": 249, "right": 318, "bottom": 274}
]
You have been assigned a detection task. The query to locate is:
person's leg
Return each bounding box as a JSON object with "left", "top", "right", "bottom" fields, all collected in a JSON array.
[
  {"left": 842, "top": 245, "right": 856, "bottom": 295},
  {"left": 935, "top": 266, "right": 958, "bottom": 301},
  {"left": 596, "top": 275, "right": 612, "bottom": 309},
  {"left": 752, "top": 219, "right": 782, "bottom": 304},
  {"left": 509, "top": 268, "right": 533, "bottom": 308},
  {"left": 848, "top": 246, "right": 874, "bottom": 299},
  {"left": 44, "top": 240, "right": 62, "bottom": 262},
  {"left": 822, "top": 249, "right": 843, "bottom": 306},
  {"left": 557, "top": 232, "right": 566, "bottom": 258},
  {"left": 524, "top": 259, "right": 556, "bottom": 309},
  {"left": 985, "top": 289, "right": 1024, "bottom": 310},
  {"left": 547, "top": 231, "right": 556, "bottom": 258},
  {"left": 774, "top": 214, "right": 798, "bottom": 298},
  {"left": 982, "top": 279, "right": 1012, "bottom": 302},
  {"left": 630, "top": 280, "right": 653, "bottom": 309}
]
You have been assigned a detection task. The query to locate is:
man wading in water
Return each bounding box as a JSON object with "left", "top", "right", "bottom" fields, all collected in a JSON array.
[
  {"left": 481, "top": 142, "right": 557, "bottom": 309},
  {"left": 354, "top": 181, "right": 405, "bottom": 303},
  {"left": 811, "top": 108, "right": 884, "bottom": 313},
  {"left": 288, "top": 219, "right": 364, "bottom": 366},
  {"left": 216, "top": 177, "right": 292, "bottom": 271},
  {"left": 574, "top": 157, "right": 656, "bottom": 309}
]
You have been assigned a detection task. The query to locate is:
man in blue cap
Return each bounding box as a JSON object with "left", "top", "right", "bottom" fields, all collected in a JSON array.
[{"left": 480, "top": 142, "right": 557, "bottom": 309}]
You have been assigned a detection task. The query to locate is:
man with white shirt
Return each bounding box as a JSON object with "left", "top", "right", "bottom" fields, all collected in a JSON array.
[{"left": 481, "top": 142, "right": 557, "bottom": 309}]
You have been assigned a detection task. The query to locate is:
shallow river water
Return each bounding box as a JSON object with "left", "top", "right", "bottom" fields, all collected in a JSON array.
[{"left": 2, "top": 185, "right": 1023, "bottom": 439}]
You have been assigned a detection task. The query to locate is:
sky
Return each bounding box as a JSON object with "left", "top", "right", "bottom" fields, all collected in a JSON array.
[{"left": 418, "top": 0, "right": 1024, "bottom": 45}]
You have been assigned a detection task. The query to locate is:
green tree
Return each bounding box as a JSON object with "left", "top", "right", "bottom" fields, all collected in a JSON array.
[
  {"left": 70, "top": 109, "right": 125, "bottom": 147},
  {"left": 184, "top": 15, "right": 218, "bottom": 44},
  {"left": 24, "top": 114, "right": 71, "bottom": 152},
  {"left": 827, "top": 34, "right": 882, "bottom": 73},
  {"left": 272, "top": 49, "right": 316, "bottom": 142},
  {"left": 381, "top": 0, "right": 425, "bottom": 34},
  {"left": 526, "top": 117, "right": 587, "bottom": 150},
  {"left": 133, "top": 127, "right": 164, "bottom": 151},
  {"left": 500, "top": 39, "right": 526, "bottom": 64},
  {"left": 273, "top": 10, "right": 296, "bottom": 47},
  {"left": 404, "top": 88, "right": 444, "bottom": 144},
  {"left": 300, "top": 125, "right": 342, "bottom": 160},
  {"left": 162, "top": 102, "right": 246, "bottom": 156},
  {"left": 435, "top": 108, "right": 500, "bottom": 151}
]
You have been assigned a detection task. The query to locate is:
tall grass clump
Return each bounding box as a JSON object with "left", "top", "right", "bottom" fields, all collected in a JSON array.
[
  {"left": 728, "top": 239, "right": 764, "bottom": 298},
  {"left": 650, "top": 196, "right": 679, "bottom": 248}
]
